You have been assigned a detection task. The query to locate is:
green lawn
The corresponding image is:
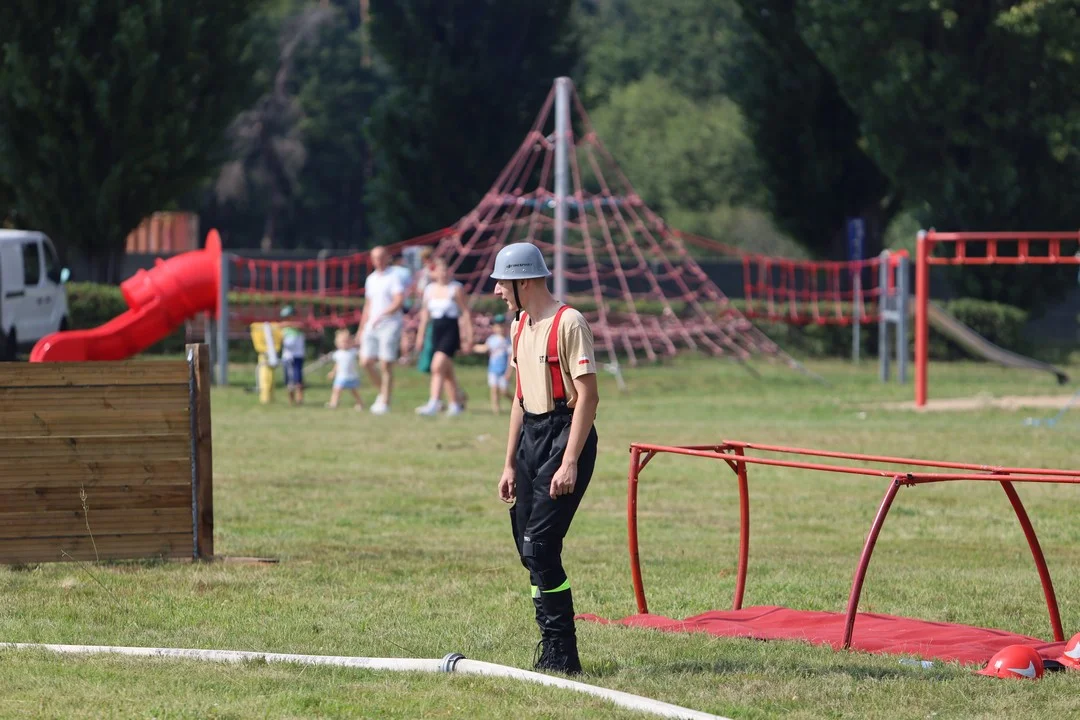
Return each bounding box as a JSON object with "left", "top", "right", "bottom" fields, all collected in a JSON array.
[{"left": 2, "top": 353, "right": 1080, "bottom": 719}]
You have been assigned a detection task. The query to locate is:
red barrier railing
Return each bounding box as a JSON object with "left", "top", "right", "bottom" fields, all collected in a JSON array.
[
  {"left": 627, "top": 440, "right": 1079, "bottom": 649},
  {"left": 227, "top": 227, "right": 457, "bottom": 299},
  {"left": 740, "top": 254, "right": 887, "bottom": 326},
  {"left": 223, "top": 227, "right": 458, "bottom": 331},
  {"left": 676, "top": 231, "right": 908, "bottom": 327},
  {"left": 914, "top": 230, "right": 1080, "bottom": 406}
]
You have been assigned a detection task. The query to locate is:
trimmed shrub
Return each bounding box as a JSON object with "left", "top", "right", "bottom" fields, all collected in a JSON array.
[
  {"left": 929, "top": 298, "right": 1029, "bottom": 361},
  {"left": 66, "top": 282, "right": 186, "bottom": 355}
]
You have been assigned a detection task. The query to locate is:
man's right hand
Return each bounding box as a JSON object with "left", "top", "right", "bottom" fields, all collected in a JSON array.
[{"left": 498, "top": 467, "right": 516, "bottom": 503}]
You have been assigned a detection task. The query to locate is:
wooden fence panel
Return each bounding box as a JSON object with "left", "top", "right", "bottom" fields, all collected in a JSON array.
[{"left": 0, "top": 346, "right": 213, "bottom": 564}]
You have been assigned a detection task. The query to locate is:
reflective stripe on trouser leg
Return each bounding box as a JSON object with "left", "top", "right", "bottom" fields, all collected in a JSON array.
[{"left": 543, "top": 579, "right": 570, "bottom": 593}]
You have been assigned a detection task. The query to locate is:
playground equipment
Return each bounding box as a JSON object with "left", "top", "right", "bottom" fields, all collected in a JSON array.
[
  {"left": 685, "top": 230, "right": 1073, "bottom": 388},
  {"left": 914, "top": 230, "right": 1079, "bottom": 407},
  {"left": 0, "top": 345, "right": 214, "bottom": 564},
  {"left": 406, "top": 77, "right": 812, "bottom": 380},
  {"left": 31, "top": 232, "right": 223, "bottom": 362},
  {"left": 877, "top": 250, "right": 909, "bottom": 382},
  {"left": 579, "top": 440, "right": 1079, "bottom": 668},
  {"left": 249, "top": 321, "right": 284, "bottom": 404},
  {"left": 217, "top": 77, "right": 817, "bottom": 382}
]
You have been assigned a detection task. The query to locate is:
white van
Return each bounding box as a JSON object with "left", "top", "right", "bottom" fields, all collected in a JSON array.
[{"left": 0, "top": 230, "right": 70, "bottom": 360}]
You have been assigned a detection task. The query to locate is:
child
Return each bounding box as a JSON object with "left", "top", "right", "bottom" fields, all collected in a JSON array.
[
  {"left": 473, "top": 313, "right": 512, "bottom": 414},
  {"left": 279, "top": 306, "right": 306, "bottom": 405},
  {"left": 327, "top": 328, "right": 364, "bottom": 410}
]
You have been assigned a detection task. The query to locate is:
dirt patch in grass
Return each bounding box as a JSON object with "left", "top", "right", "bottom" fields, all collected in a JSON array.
[{"left": 877, "top": 393, "right": 1077, "bottom": 412}]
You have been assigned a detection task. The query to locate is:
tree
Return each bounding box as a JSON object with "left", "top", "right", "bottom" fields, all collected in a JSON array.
[
  {"left": 590, "top": 75, "right": 763, "bottom": 213},
  {"left": 729, "top": 0, "right": 900, "bottom": 259},
  {"left": 0, "top": 0, "right": 268, "bottom": 282},
  {"left": 365, "top": 0, "right": 581, "bottom": 243},
  {"left": 288, "top": 10, "right": 387, "bottom": 249},
  {"left": 797, "top": 1, "right": 1080, "bottom": 308},
  {"left": 579, "top": 0, "right": 742, "bottom": 105},
  {"left": 590, "top": 74, "right": 807, "bottom": 255},
  {"left": 800, "top": 1, "right": 1080, "bottom": 232},
  {"left": 213, "top": 6, "right": 334, "bottom": 250}
]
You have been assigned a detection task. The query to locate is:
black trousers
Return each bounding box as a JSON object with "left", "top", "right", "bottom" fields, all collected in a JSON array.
[{"left": 510, "top": 405, "right": 598, "bottom": 634}]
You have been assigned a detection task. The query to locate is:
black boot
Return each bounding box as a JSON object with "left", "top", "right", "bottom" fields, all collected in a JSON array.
[
  {"left": 536, "top": 588, "right": 582, "bottom": 675},
  {"left": 541, "top": 634, "right": 581, "bottom": 675},
  {"left": 531, "top": 595, "right": 554, "bottom": 670}
]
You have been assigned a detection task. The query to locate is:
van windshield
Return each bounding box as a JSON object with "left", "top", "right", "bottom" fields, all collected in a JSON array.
[{"left": 43, "top": 240, "right": 61, "bottom": 284}]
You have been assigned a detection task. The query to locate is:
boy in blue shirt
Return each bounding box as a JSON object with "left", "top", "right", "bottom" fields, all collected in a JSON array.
[
  {"left": 474, "top": 314, "right": 512, "bottom": 414},
  {"left": 280, "top": 305, "right": 306, "bottom": 405}
]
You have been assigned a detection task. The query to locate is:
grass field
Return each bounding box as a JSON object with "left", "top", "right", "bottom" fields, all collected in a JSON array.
[{"left": 2, "top": 352, "right": 1080, "bottom": 719}]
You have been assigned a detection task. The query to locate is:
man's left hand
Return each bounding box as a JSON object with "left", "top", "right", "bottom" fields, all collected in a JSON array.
[{"left": 549, "top": 461, "right": 577, "bottom": 499}]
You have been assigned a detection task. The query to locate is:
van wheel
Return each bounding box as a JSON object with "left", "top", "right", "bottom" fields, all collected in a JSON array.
[{"left": 1, "top": 330, "right": 16, "bottom": 362}]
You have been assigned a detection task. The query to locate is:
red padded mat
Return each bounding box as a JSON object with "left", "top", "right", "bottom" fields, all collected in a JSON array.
[{"left": 578, "top": 605, "right": 1068, "bottom": 666}]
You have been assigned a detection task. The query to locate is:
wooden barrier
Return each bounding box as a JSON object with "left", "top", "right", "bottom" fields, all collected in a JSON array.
[{"left": 0, "top": 344, "right": 213, "bottom": 564}]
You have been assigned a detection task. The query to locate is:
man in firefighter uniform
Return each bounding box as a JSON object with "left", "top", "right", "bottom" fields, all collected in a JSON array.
[{"left": 492, "top": 243, "right": 600, "bottom": 675}]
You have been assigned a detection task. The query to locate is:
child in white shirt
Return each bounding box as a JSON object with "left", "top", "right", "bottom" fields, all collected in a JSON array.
[{"left": 326, "top": 328, "right": 363, "bottom": 410}]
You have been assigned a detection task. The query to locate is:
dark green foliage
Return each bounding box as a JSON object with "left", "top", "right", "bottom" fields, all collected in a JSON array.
[
  {"left": 588, "top": 75, "right": 764, "bottom": 215},
  {"left": 364, "top": 0, "right": 581, "bottom": 242},
  {"left": 579, "top": 0, "right": 741, "bottom": 105},
  {"left": 0, "top": 0, "right": 267, "bottom": 281},
  {"left": 798, "top": 1, "right": 1080, "bottom": 310},
  {"left": 728, "top": 0, "right": 899, "bottom": 259},
  {"left": 289, "top": 14, "right": 386, "bottom": 249}
]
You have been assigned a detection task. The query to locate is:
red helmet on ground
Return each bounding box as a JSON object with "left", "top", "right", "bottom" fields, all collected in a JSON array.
[
  {"left": 976, "top": 645, "right": 1044, "bottom": 680},
  {"left": 1055, "top": 632, "right": 1080, "bottom": 670}
]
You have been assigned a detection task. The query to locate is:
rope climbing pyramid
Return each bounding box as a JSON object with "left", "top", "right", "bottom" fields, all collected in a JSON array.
[{"left": 427, "top": 77, "right": 813, "bottom": 378}]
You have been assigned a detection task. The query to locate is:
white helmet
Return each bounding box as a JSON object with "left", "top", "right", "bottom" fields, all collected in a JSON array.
[{"left": 490, "top": 243, "right": 552, "bottom": 281}]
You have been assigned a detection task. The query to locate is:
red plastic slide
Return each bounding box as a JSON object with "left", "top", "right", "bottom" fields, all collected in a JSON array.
[{"left": 30, "top": 231, "right": 222, "bottom": 362}]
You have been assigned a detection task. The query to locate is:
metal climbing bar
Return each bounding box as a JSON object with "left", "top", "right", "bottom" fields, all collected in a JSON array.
[
  {"left": 914, "top": 229, "right": 1080, "bottom": 407},
  {"left": 626, "top": 440, "right": 1078, "bottom": 649},
  {"left": 921, "top": 231, "right": 1080, "bottom": 266}
]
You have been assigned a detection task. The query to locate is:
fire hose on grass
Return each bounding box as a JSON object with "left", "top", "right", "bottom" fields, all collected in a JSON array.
[{"left": 0, "top": 643, "right": 732, "bottom": 720}]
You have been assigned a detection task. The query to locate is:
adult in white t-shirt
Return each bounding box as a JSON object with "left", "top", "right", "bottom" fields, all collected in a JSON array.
[{"left": 357, "top": 245, "right": 405, "bottom": 414}]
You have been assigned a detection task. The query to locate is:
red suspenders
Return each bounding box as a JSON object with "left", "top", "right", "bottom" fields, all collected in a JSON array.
[{"left": 513, "top": 305, "right": 573, "bottom": 410}]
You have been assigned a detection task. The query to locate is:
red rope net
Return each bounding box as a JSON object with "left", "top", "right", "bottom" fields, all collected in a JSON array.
[
  {"left": 222, "top": 80, "right": 894, "bottom": 375},
  {"left": 410, "top": 81, "right": 815, "bottom": 375}
]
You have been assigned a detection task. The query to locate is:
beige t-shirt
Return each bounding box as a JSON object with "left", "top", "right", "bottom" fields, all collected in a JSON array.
[{"left": 510, "top": 307, "right": 597, "bottom": 414}]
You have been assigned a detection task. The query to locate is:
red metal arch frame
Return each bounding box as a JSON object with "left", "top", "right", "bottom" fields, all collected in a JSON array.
[
  {"left": 914, "top": 230, "right": 1080, "bottom": 407},
  {"left": 627, "top": 440, "right": 1080, "bottom": 649}
]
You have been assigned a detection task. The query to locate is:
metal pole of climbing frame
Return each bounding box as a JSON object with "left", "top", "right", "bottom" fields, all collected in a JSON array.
[
  {"left": 878, "top": 251, "right": 890, "bottom": 382},
  {"left": 914, "top": 230, "right": 929, "bottom": 406},
  {"left": 896, "top": 252, "right": 909, "bottom": 384},
  {"left": 852, "top": 271, "right": 862, "bottom": 364},
  {"left": 553, "top": 77, "right": 570, "bottom": 302},
  {"left": 216, "top": 253, "right": 230, "bottom": 386}
]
